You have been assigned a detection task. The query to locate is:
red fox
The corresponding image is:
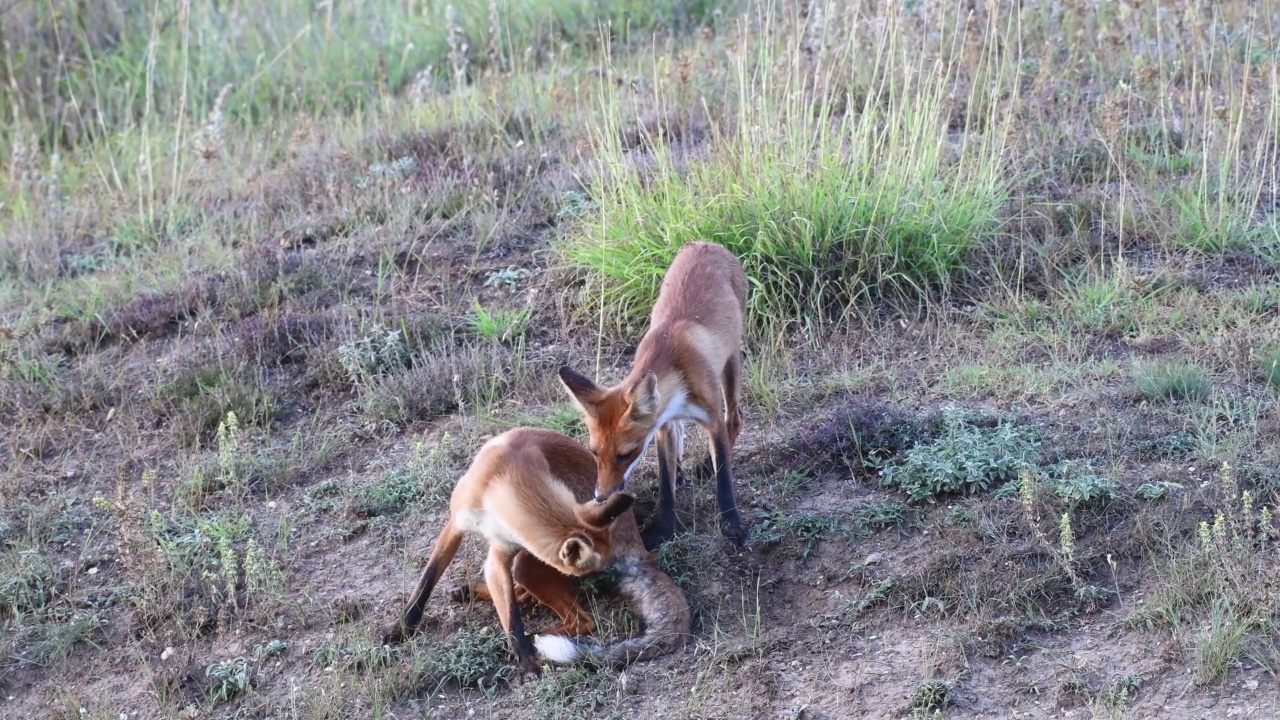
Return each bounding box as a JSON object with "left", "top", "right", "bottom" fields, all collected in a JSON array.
[
  {"left": 559, "top": 241, "right": 749, "bottom": 548},
  {"left": 383, "top": 427, "right": 690, "bottom": 672}
]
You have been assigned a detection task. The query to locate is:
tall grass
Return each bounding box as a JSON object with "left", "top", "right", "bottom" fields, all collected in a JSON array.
[
  {"left": 560, "top": 1, "right": 1018, "bottom": 334},
  {"left": 559, "top": 0, "right": 1280, "bottom": 336},
  {"left": 0, "top": 0, "right": 724, "bottom": 153}
]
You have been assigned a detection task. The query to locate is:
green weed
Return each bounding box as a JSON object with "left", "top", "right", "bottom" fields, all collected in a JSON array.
[
  {"left": 1050, "top": 461, "right": 1118, "bottom": 510},
  {"left": 418, "top": 627, "right": 517, "bottom": 691},
  {"left": 206, "top": 656, "right": 254, "bottom": 703}
]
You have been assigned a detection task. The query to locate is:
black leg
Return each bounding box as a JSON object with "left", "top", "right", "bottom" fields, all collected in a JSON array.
[
  {"left": 644, "top": 453, "right": 680, "bottom": 550},
  {"left": 485, "top": 546, "right": 541, "bottom": 676},
  {"left": 711, "top": 434, "right": 747, "bottom": 548}
]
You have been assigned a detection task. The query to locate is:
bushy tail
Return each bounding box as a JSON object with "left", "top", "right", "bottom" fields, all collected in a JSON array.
[{"left": 533, "top": 554, "right": 690, "bottom": 667}]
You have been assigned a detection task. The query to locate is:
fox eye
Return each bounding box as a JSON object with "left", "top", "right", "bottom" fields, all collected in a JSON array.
[{"left": 615, "top": 453, "right": 630, "bottom": 465}]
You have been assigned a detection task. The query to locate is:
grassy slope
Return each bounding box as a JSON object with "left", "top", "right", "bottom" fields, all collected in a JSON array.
[{"left": 3, "top": 1, "right": 1280, "bottom": 718}]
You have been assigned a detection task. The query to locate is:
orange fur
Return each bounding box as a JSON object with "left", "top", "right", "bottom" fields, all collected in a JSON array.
[
  {"left": 382, "top": 428, "right": 634, "bottom": 675},
  {"left": 559, "top": 241, "right": 750, "bottom": 548}
]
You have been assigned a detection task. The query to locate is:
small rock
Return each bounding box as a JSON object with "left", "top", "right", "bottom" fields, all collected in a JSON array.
[
  {"left": 864, "top": 552, "right": 884, "bottom": 565},
  {"left": 160, "top": 646, "right": 174, "bottom": 661},
  {"left": 1245, "top": 679, "right": 1259, "bottom": 691},
  {"left": 86, "top": 566, "right": 98, "bottom": 575}
]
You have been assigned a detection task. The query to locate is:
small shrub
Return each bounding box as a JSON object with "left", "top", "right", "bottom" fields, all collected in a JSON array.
[
  {"left": 879, "top": 408, "right": 1040, "bottom": 502},
  {"left": 908, "top": 679, "right": 952, "bottom": 712},
  {"left": 206, "top": 657, "right": 254, "bottom": 703},
  {"left": 336, "top": 322, "right": 411, "bottom": 389},
  {"left": 1135, "top": 481, "right": 1182, "bottom": 502},
  {"left": 752, "top": 510, "right": 840, "bottom": 559},
  {"left": 252, "top": 639, "right": 287, "bottom": 662},
  {"left": 350, "top": 467, "right": 421, "bottom": 518},
  {"left": 483, "top": 265, "right": 533, "bottom": 291},
  {"left": 854, "top": 499, "right": 907, "bottom": 530},
  {"left": 1135, "top": 361, "right": 1211, "bottom": 402},
  {"left": 944, "top": 505, "right": 976, "bottom": 528},
  {"left": 851, "top": 575, "right": 900, "bottom": 615},
  {"left": 160, "top": 362, "right": 278, "bottom": 448},
  {"left": 349, "top": 437, "right": 457, "bottom": 517},
  {"left": 1051, "top": 461, "right": 1118, "bottom": 509}
]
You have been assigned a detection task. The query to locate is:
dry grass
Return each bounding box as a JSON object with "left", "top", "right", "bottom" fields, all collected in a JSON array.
[{"left": 3, "top": 0, "right": 1280, "bottom": 718}]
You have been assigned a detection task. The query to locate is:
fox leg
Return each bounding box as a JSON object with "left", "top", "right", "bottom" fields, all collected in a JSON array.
[
  {"left": 511, "top": 553, "right": 596, "bottom": 638},
  {"left": 723, "top": 352, "right": 744, "bottom": 448},
  {"left": 645, "top": 423, "right": 684, "bottom": 550},
  {"left": 383, "top": 518, "right": 464, "bottom": 644},
  {"left": 456, "top": 556, "right": 594, "bottom": 637},
  {"left": 448, "top": 582, "right": 535, "bottom": 605},
  {"left": 484, "top": 544, "right": 541, "bottom": 675},
  {"left": 707, "top": 420, "right": 748, "bottom": 549}
]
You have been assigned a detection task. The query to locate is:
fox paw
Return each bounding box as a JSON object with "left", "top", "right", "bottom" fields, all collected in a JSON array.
[{"left": 720, "top": 517, "right": 749, "bottom": 549}]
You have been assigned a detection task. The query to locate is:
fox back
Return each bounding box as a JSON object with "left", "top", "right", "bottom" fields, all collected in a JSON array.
[{"left": 451, "top": 429, "right": 633, "bottom": 576}]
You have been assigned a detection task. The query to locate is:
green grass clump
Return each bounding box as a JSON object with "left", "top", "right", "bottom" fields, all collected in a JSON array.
[
  {"left": 879, "top": 408, "right": 1040, "bottom": 503},
  {"left": 569, "top": 153, "right": 1007, "bottom": 331},
  {"left": 1135, "top": 361, "right": 1211, "bottom": 402},
  {"left": 560, "top": 6, "right": 1013, "bottom": 333}
]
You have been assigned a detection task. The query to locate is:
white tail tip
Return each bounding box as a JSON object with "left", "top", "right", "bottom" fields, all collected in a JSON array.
[{"left": 533, "top": 635, "right": 581, "bottom": 664}]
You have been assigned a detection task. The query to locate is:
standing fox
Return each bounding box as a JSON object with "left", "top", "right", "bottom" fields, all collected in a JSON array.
[
  {"left": 383, "top": 428, "right": 690, "bottom": 673},
  {"left": 559, "top": 241, "right": 749, "bottom": 548}
]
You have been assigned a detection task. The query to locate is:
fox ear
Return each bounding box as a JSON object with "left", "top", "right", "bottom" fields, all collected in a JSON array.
[
  {"left": 559, "top": 366, "right": 603, "bottom": 417},
  {"left": 577, "top": 492, "right": 635, "bottom": 529},
  {"left": 558, "top": 533, "right": 593, "bottom": 566},
  {"left": 627, "top": 371, "right": 659, "bottom": 420}
]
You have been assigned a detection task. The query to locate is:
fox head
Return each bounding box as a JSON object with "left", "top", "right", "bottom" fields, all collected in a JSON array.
[
  {"left": 557, "top": 492, "right": 636, "bottom": 574},
  {"left": 559, "top": 366, "right": 661, "bottom": 500}
]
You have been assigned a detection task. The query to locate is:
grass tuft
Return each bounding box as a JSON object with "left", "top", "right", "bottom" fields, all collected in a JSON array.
[{"left": 1135, "top": 361, "right": 1212, "bottom": 402}]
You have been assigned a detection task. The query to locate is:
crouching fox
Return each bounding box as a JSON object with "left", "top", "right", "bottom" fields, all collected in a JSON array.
[{"left": 383, "top": 427, "right": 690, "bottom": 672}]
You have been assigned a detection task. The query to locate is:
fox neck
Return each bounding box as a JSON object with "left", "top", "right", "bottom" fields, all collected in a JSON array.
[{"left": 618, "top": 382, "right": 707, "bottom": 486}]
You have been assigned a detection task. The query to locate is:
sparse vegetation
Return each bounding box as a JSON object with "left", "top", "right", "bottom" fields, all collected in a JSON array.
[
  {"left": 417, "top": 626, "right": 518, "bottom": 691},
  {"left": 4, "top": 0, "right": 1280, "bottom": 716}
]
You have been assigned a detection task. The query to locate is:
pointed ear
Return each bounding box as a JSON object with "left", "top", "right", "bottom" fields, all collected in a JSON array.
[
  {"left": 558, "top": 366, "right": 603, "bottom": 418},
  {"left": 558, "top": 533, "right": 592, "bottom": 566},
  {"left": 577, "top": 492, "right": 635, "bottom": 529},
  {"left": 626, "top": 371, "right": 659, "bottom": 420}
]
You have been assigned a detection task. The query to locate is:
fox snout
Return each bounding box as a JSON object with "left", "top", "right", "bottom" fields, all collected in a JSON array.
[{"left": 593, "top": 477, "right": 628, "bottom": 503}]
